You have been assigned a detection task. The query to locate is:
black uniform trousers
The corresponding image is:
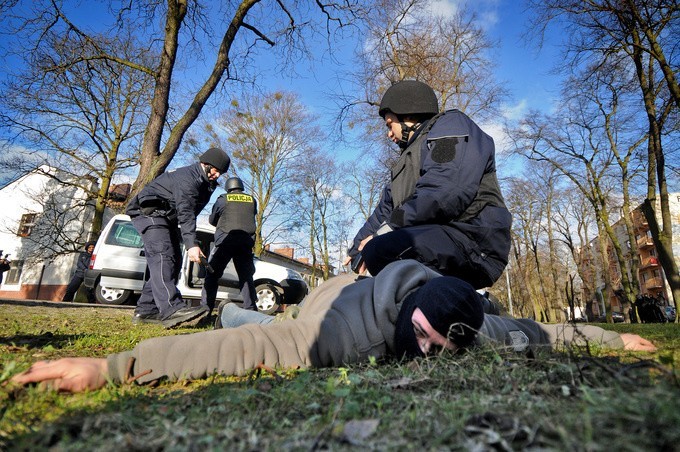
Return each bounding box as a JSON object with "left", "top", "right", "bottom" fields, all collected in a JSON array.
[
  {"left": 360, "top": 224, "right": 496, "bottom": 289},
  {"left": 62, "top": 274, "right": 95, "bottom": 303},
  {"left": 202, "top": 231, "right": 257, "bottom": 312},
  {"left": 132, "top": 215, "right": 185, "bottom": 319}
]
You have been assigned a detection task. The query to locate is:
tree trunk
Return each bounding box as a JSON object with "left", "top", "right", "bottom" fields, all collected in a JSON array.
[
  {"left": 132, "top": 0, "right": 261, "bottom": 195},
  {"left": 596, "top": 219, "right": 614, "bottom": 322}
]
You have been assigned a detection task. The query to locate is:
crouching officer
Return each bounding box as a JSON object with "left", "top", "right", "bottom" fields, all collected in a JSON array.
[
  {"left": 201, "top": 177, "right": 258, "bottom": 313},
  {"left": 126, "top": 147, "right": 230, "bottom": 328},
  {"left": 344, "top": 80, "right": 512, "bottom": 289}
]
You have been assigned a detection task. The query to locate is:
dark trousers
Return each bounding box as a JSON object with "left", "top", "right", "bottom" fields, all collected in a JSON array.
[
  {"left": 361, "top": 224, "right": 495, "bottom": 289},
  {"left": 202, "top": 233, "right": 257, "bottom": 312},
  {"left": 132, "top": 215, "right": 185, "bottom": 319},
  {"left": 62, "top": 274, "right": 95, "bottom": 303}
]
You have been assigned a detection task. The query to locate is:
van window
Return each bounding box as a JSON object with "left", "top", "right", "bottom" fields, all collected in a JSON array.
[{"left": 106, "top": 220, "right": 143, "bottom": 248}]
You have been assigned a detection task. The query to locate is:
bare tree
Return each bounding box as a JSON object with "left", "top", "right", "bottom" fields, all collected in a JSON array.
[
  {"left": 0, "top": 32, "right": 153, "bottom": 240},
  {"left": 552, "top": 187, "right": 599, "bottom": 318},
  {"left": 1, "top": 1, "right": 371, "bottom": 196},
  {"left": 292, "top": 149, "right": 348, "bottom": 281},
  {"left": 213, "top": 91, "right": 324, "bottom": 255},
  {"left": 343, "top": 158, "right": 387, "bottom": 222},
  {"left": 339, "top": 0, "right": 507, "bottom": 128},
  {"left": 527, "top": 0, "right": 680, "bottom": 316},
  {"left": 505, "top": 176, "right": 552, "bottom": 321},
  {"left": 512, "top": 88, "right": 643, "bottom": 321}
]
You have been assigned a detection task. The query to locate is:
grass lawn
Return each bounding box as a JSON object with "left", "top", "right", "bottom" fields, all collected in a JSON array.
[{"left": 1, "top": 301, "right": 679, "bottom": 450}]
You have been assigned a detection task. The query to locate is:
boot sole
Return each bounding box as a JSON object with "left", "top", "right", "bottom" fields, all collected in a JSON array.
[{"left": 162, "top": 308, "right": 209, "bottom": 329}]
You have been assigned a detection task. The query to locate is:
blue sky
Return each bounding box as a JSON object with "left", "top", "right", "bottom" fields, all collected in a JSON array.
[
  {"left": 233, "top": 0, "right": 565, "bottom": 162},
  {"left": 1, "top": 0, "right": 567, "bottom": 183}
]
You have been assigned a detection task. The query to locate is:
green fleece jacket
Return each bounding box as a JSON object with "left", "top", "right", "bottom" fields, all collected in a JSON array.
[{"left": 107, "top": 261, "right": 624, "bottom": 384}]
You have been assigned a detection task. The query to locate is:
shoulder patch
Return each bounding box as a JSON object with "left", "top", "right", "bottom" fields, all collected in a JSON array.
[
  {"left": 507, "top": 330, "right": 530, "bottom": 352},
  {"left": 430, "top": 137, "right": 459, "bottom": 163}
]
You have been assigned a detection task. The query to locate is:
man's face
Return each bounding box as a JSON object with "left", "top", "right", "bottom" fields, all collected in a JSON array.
[
  {"left": 383, "top": 112, "right": 403, "bottom": 145},
  {"left": 411, "top": 307, "right": 457, "bottom": 355},
  {"left": 206, "top": 166, "right": 222, "bottom": 182}
]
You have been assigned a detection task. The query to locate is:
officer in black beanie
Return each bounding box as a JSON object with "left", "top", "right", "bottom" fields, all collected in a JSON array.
[{"left": 126, "top": 147, "right": 230, "bottom": 328}]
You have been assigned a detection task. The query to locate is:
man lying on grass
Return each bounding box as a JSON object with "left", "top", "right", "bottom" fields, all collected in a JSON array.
[{"left": 11, "top": 260, "right": 655, "bottom": 393}]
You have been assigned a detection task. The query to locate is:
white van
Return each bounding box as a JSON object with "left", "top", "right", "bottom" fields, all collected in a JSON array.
[{"left": 84, "top": 214, "right": 308, "bottom": 314}]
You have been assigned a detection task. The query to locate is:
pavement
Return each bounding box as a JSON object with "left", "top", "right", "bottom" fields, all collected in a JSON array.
[{"left": 0, "top": 298, "right": 135, "bottom": 310}]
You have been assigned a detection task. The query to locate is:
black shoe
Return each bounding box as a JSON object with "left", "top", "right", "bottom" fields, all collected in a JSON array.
[
  {"left": 132, "top": 312, "right": 162, "bottom": 325},
  {"left": 162, "top": 306, "right": 209, "bottom": 329},
  {"left": 214, "top": 300, "right": 231, "bottom": 330}
]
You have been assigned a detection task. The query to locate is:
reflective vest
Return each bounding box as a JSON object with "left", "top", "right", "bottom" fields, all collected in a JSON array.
[{"left": 216, "top": 192, "right": 257, "bottom": 234}]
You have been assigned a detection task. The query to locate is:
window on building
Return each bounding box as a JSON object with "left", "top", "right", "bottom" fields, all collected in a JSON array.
[
  {"left": 653, "top": 270, "right": 661, "bottom": 278},
  {"left": 4, "top": 260, "right": 23, "bottom": 285},
  {"left": 650, "top": 249, "right": 657, "bottom": 257},
  {"left": 17, "top": 213, "right": 37, "bottom": 237}
]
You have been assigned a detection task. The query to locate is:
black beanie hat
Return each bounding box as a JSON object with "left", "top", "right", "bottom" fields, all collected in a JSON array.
[
  {"left": 200, "top": 147, "right": 231, "bottom": 173},
  {"left": 394, "top": 276, "right": 485, "bottom": 359}
]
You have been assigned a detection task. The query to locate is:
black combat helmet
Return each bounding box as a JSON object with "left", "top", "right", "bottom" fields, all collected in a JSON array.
[
  {"left": 200, "top": 148, "right": 231, "bottom": 173},
  {"left": 226, "top": 177, "right": 245, "bottom": 192},
  {"left": 378, "top": 80, "right": 439, "bottom": 119}
]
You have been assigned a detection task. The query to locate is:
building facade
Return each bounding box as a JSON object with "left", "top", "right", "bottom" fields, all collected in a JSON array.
[
  {"left": 579, "top": 194, "right": 680, "bottom": 317},
  {"left": 0, "top": 166, "right": 99, "bottom": 301}
]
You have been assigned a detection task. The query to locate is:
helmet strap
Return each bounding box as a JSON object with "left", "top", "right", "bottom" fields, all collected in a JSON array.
[{"left": 398, "top": 121, "right": 420, "bottom": 149}]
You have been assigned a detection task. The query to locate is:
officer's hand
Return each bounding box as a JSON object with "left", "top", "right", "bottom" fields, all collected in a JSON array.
[
  {"left": 358, "top": 235, "right": 373, "bottom": 251},
  {"left": 187, "top": 246, "right": 204, "bottom": 263},
  {"left": 10, "top": 358, "right": 108, "bottom": 393},
  {"left": 342, "top": 255, "right": 352, "bottom": 266}
]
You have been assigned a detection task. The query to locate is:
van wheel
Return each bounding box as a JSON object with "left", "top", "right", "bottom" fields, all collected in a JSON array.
[
  {"left": 95, "top": 283, "right": 132, "bottom": 305},
  {"left": 255, "top": 284, "right": 281, "bottom": 315}
]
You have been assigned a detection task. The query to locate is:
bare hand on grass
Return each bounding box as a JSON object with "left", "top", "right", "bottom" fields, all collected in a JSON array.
[
  {"left": 11, "top": 358, "right": 108, "bottom": 393},
  {"left": 620, "top": 333, "right": 657, "bottom": 352}
]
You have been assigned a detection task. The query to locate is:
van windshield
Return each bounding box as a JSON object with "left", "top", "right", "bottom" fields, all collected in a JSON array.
[{"left": 106, "top": 220, "right": 143, "bottom": 248}]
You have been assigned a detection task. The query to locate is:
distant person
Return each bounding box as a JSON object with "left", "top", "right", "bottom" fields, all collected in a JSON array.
[
  {"left": 0, "top": 252, "right": 10, "bottom": 285},
  {"left": 10, "top": 260, "right": 655, "bottom": 392},
  {"left": 201, "top": 177, "right": 258, "bottom": 314},
  {"left": 344, "top": 80, "right": 512, "bottom": 289},
  {"left": 62, "top": 242, "right": 95, "bottom": 303},
  {"left": 125, "top": 148, "right": 230, "bottom": 329}
]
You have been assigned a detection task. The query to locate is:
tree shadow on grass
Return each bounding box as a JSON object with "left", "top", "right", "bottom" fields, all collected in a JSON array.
[
  {"left": 2, "top": 374, "right": 323, "bottom": 451},
  {"left": 0, "top": 332, "right": 84, "bottom": 350}
]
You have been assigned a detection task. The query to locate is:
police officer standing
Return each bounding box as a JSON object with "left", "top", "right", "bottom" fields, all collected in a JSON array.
[
  {"left": 201, "top": 177, "right": 258, "bottom": 313},
  {"left": 62, "top": 242, "right": 96, "bottom": 303},
  {"left": 344, "top": 80, "right": 512, "bottom": 289},
  {"left": 126, "top": 147, "right": 230, "bottom": 328}
]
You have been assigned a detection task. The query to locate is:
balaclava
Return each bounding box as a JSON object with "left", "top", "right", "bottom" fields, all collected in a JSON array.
[{"left": 394, "top": 276, "right": 485, "bottom": 359}]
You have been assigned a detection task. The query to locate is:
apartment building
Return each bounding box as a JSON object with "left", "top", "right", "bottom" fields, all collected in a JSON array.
[{"left": 579, "top": 194, "right": 680, "bottom": 317}]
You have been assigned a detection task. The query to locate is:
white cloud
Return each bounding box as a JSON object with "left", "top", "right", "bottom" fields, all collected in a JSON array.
[
  {"left": 427, "top": 0, "right": 459, "bottom": 18},
  {"left": 478, "top": 99, "right": 530, "bottom": 160},
  {"left": 501, "top": 99, "right": 528, "bottom": 121}
]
